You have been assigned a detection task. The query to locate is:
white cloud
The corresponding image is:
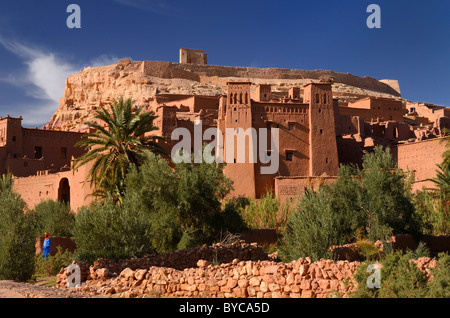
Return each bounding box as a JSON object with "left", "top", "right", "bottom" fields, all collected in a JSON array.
[
  {"left": 89, "top": 54, "right": 122, "bottom": 68},
  {"left": 0, "top": 36, "right": 79, "bottom": 102},
  {"left": 0, "top": 36, "right": 123, "bottom": 127}
]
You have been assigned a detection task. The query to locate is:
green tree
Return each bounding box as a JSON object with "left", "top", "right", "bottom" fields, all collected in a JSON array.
[
  {"left": 439, "top": 127, "right": 450, "bottom": 170},
  {"left": 0, "top": 172, "right": 13, "bottom": 193},
  {"left": 29, "top": 200, "right": 75, "bottom": 237},
  {"left": 124, "top": 152, "right": 239, "bottom": 252},
  {"left": 73, "top": 198, "right": 154, "bottom": 264},
  {"left": 280, "top": 146, "right": 417, "bottom": 262},
  {"left": 351, "top": 252, "right": 450, "bottom": 298},
  {"left": 415, "top": 163, "right": 450, "bottom": 234},
  {"left": 73, "top": 97, "right": 166, "bottom": 203},
  {"left": 0, "top": 189, "right": 37, "bottom": 282}
]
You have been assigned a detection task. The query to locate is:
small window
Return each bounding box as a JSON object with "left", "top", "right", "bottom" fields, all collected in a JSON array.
[
  {"left": 288, "top": 123, "right": 294, "bottom": 131},
  {"left": 12, "top": 136, "right": 16, "bottom": 142},
  {"left": 315, "top": 94, "right": 320, "bottom": 103},
  {"left": 326, "top": 158, "right": 329, "bottom": 164},
  {"left": 286, "top": 151, "right": 293, "bottom": 161},
  {"left": 60, "top": 147, "right": 67, "bottom": 159},
  {"left": 323, "top": 94, "right": 327, "bottom": 104},
  {"left": 320, "top": 129, "right": 323, "bottom": 135},
  {"left": 34, "top": 146, "right": 42, "bottom": 159}
]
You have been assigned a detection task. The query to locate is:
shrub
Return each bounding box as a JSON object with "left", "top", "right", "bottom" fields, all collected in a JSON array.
[
  {"left": 427, "top": 253, "right": 450, "bottom": 298},
  {"left": 413, "top": 187, "right": 450, "bottom": 235},
  {"left": 34, "top": 246, "right": 75, "bottom": 276},
  {"left": 73, "top": 199, "right": 154, "bottom": 264},
  {"left": 279, "top": 188, "right": 340, "bottom": 262},
  {"left": 29, "top": 200, "right": 75, "bottom": 237},
  {"left": 279, "top": 146, "right": 419, "bottom": 262},
  {"left": 0, "top": 189, "right": 37, "bottom": 282},
  {"left": 351, "top": 251, "right": 449, "bottom": 298},
  {"left": 238, "top": 191, "right": 288, "bottom": 231},
  {"left": 124, "top": 152, "right": 242, "bottom": 252},
  {"left": 356, "top": 239, "right": 381, "bottom": 261}
]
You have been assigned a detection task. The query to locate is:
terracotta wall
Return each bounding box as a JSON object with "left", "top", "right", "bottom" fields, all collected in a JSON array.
[
  {"left": 35, "top": 236, "right": 76, "bottom": 256},
  {"left": 394, "top": 137, "right": 446, "bottom": 191},
  {"left": 13, "top": 162, "right": 93, "bottom": 211}
]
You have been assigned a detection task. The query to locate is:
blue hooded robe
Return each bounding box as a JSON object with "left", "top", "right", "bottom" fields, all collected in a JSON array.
[{"left": 42, "top": 237, "right": 51, "bottom": 259}]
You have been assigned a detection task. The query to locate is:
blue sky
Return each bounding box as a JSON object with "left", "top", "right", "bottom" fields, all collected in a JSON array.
[{"left": 0, "top": 0, "right": 449, "bottom": 127}]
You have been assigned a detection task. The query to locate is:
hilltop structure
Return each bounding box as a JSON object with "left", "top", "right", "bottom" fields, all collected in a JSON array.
[{"left": 2, "top": 51, "right": 449, "bottom": 210}]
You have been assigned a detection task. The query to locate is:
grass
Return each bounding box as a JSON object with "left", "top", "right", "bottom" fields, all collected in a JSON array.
[{"left": 29, "top": 274, "right": 58, "bottom": 287}]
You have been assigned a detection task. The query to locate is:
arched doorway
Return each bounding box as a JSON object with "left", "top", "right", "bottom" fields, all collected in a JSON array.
[{"left": 58, "top": 178, "right": 70, "bottom": 206}]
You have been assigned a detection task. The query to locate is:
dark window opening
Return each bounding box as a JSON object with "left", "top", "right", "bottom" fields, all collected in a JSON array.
[
  {"left": 288, "top": 123, "right": 294, "bottom": 131},
  {"left": 60, "top": 147, "right": 67, "bottom": 159},
  {"left": 35, "top": 146, "right": 42, "bottom": 159},
  {"left": 286, "top": 151, "right": 293, "bottom": 161}
]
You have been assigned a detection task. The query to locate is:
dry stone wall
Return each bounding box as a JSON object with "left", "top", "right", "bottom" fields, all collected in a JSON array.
[
  {"left": 56, "top": 241, "right": 362, "bottom": 298},
  {"left": 57, "top": 257, "right": 361, "bottom": 298},
  {"left": 56, "top": 238, "right": 441, "bottom": 298}
]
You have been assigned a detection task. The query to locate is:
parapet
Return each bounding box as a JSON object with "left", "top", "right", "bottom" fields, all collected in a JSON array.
[{"left": 179, "top": 48, "right": 207, "bottom": 65}]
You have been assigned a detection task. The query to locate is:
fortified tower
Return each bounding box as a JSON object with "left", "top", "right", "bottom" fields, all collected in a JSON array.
[
  {"left": 222, "top": 82, "right": 257, "bottom": 197},
  {"left": 304, "top": 82, "right": 339, "bottom": 176}
]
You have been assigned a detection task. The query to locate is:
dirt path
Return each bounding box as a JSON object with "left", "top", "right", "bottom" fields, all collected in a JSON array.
[{"left": 0, "top": 280, "right": 108, "bottom": 298}]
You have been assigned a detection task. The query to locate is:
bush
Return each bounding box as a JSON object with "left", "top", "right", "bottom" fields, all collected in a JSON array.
[
  {"left": 238, "top": 191, "right": 288, "bottom": 231},
  {"left": 279, "top": 188, "right": 341, "bottom": 261},
  {"left": 279, "top": 146, "right": 419, "bottom": 262},
  {"left": 350, "top": 252, "right": 450, "bottom": 298},
  {"left": 73, "top": 199, "right": 154, "bottom": 264},
  {"left": 29, "top": 200, "right": 75, "bottom": 237},
  {"left": 427, "top": 253, "right": 450, "bottom": 298},
  {"left": 0, "top": 189, "right": 37, "bottom": 282},
  {"left": 124, "top": 152, "right": 242, "bottom": 252},
  {"left": 34, "top": 246, "right": 75, "bottom": 276},
  {"left": 413, "top": 187, "right": 450, "bottom": 235}
]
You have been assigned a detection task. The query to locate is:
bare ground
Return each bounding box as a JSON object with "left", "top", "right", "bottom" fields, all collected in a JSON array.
[{"left": 0, "top": 280, "right": 108, "bottom": 298}]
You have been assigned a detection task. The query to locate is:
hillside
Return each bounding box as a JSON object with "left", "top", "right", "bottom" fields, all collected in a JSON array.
[{"left": 44, "top": 58, "right": 404, "bottom": 131}]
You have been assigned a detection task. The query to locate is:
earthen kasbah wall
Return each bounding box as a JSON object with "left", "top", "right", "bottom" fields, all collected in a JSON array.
[
  {"left": 393, "top": 137, "right": 447, "bottom": 191},
  {"left": 139, "top": 61, "right": 401, "bottom": 96}
]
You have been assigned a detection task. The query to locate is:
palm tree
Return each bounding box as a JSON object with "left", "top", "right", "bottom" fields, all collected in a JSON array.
[
  {"left": 73, "top": 97, "right": 166, "bottom": 202},
  {"left": 0, "top": 172, "right": 13, "bottom": 193},
  {"left": 427, "top": 164, "right": 450, "bottom": 199},
  {"left": 440, "top": 127, "right": 450, "bottom": 170}
]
